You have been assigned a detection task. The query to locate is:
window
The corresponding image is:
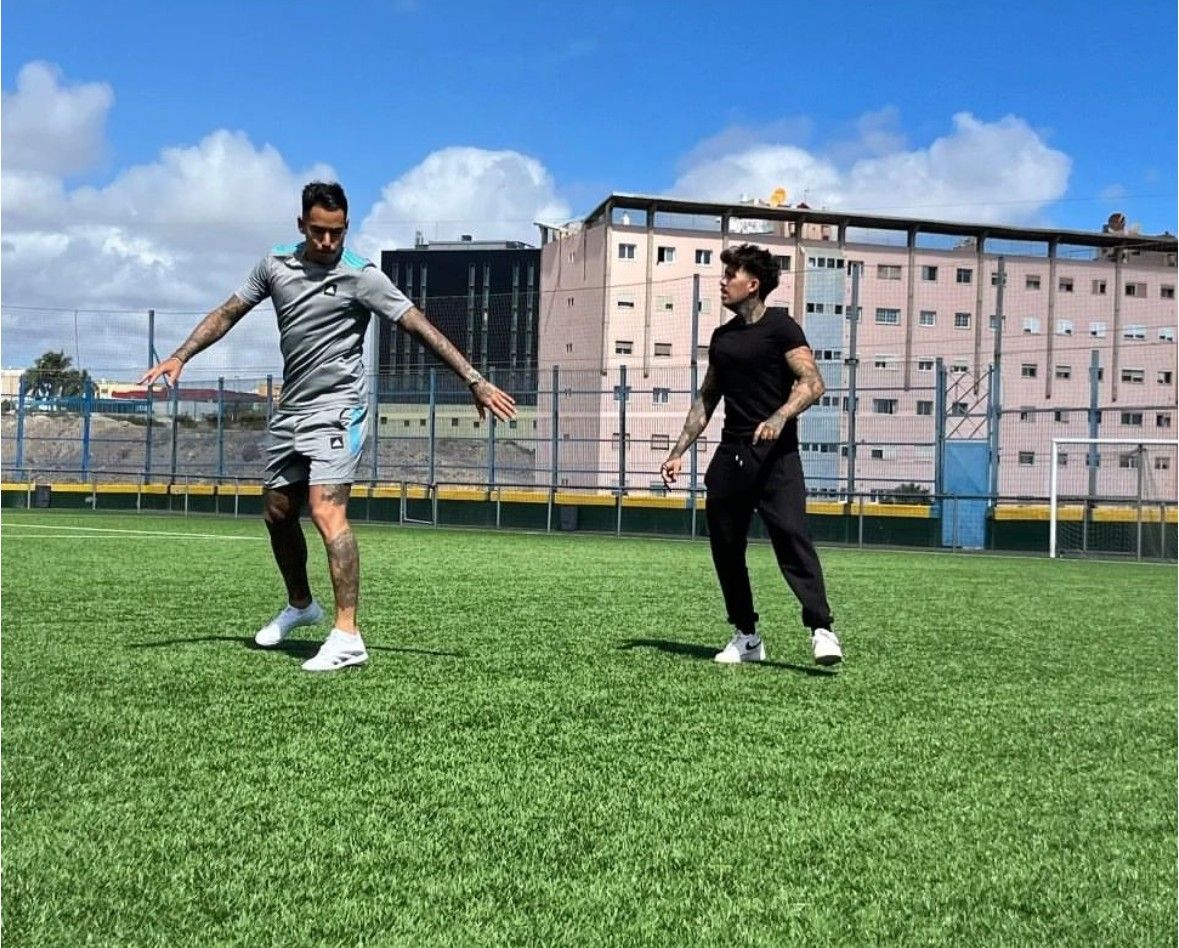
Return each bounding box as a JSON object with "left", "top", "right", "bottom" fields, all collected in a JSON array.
[
  {"left": 1159, "top": 327, "right": 1175, "bottom": 342},
  {"left": 1022, "top": 317, "right": 1041, "bottom": 334},
  {"left": 1157, "top": 413, "right": 1172, "bottom": 428},
  {"left": 1026, "top": 275, "right": 1041, "bottom": 290},
  {"left": 616, "top": 295, "right": 635, "bottom": 309},
  {"left": 956, "top": 268, "right": 972, "bottom": 284},
  {"left": 656, "top": 295, "right": 674, "bottom": 312},
  {"left": 873, "top": 398, "right": 898, "bottom": 414},
  {"left": 695, "top": 248, "right": 712, "bottom": 265},
  {"left": 1021, "top": 363, "right": 1038, "bottom": 378},
  {"left": 1156, "top": 457, "right": 1172, "bottom": 471},
  {"left": 1159, "top": 370, "right": 1173, "bottom": 384},
  {"left": 877, "top": 264, "right": 902, "bottom": 280},
  {"left": 1089, "top": 321, "right": 1107, "bottom": 338},
  {"left": 650, "top": 434, "right": 670, "bottom": 451},
  {"left": 1055, "top": 319, "right": 1074, "bottom": 336},
  {"left": 954, "top": 312, "right": 971, "bottom": 329},
  {"left": 614, "top": 340, "right": 633, "bottom": 355},
  {"left": 919, "top": 310, "right": 936, "bottom": 326},
  {"left": 775, "top": 255, "right": 792, "bottom": 271},
  {"left": 1059, "top": 277, "right": 1074, "bottom": 293},
  {"left": 697, "top": 298, "right": 711, "bottom": 315},
  {"left": 567, "top": 297, "right": 575, "bottom": 307},
  {"left": 918, "top": 359, "right": 934, "bottom": 372},
  {"left": 1121, "top": 368, "right": 1144, "bottom": 383},
  {"left": 921, "top": 265, "right": 938, "bottom": 281},
  {"left": 652, "top": 387, "right": 670, "bottom": 404},
  {"left": 951, "top": 402, "right": 968, "bottom": 416},
  {"left": 653, "top": 342, "right": 672, "bottom": 358},
  {"left": 618, "top": 243, "right": 636, "bottom": 260},
  {"left": 916, "top": 400, "right": 933, "bottom": 416},
  {"left": 1019, "top": 452, "right": 1035, "bottom": 466},
  {"left": 810, "top": 256, "right": 842, "bottom": 269},
  {"left": 1054, "top": 410, "right": 1069, "bottom": 423},
  {"left": 696, "top": 345, "right": 709, "bottom": 361},
  {"left": 450, "top": 418, "right": 460, "bottom": 427},
  {"left": 610, "top": 432, "right": 631, "bottom": 450},
  {"left": 873, "top": 355, "right": 899, "bottom": 370},
  {"left": 1162, "top": 285, "right": 1175, "bottom": 299},
  {"left": 870, "top": 448, "right": 885, "bottom": 460},
  {"left": 1057, "top": 452, "right": 1068, "bottom": 466},
  {"left": 1125, "top": 282, "right": 1146, "bottom": 297},
  {"left": 989, "top": 314, "right": 1000, "bottom": 331},
  {"left": 612, "top": 386, "right": 628, "bottom": 402},
  {"left": 1019, "top": 407, "right": 1034, "bottom": 422},
  {"left": 656, "top": 246, "right": 675, "bottom": 264},
  {"left": 1123, "top": 324, "right": 1145, "bottom": 340},
  {"left": 1091, "top": 279, "right": 1107, "bottom": 295},
  {"left": 1119, "top": 452, "right": 1140, "bottom": 469},
  {"left": 1055, "top": 365, "right": 1071, "bottom": 380},
  {"left": 950, "top": 361, "right": 969, "bottom": 374},
  {"left": 875, "top": 308, "right": 900, "bottom": 325},
  {"left": 806, "top": 302, "right": 826, "bottom": 314},
  {"left": 991, "top": 271, "right": 1003, "bottom": 286}
]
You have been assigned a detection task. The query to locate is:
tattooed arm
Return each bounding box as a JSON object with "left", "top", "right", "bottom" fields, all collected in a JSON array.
[
  {"left": 752, "top": 346, "right": 826, "bottom": 443},
  {"left": 660, "top": 367, "right": 722, "bottom": 486},
  {"left": 398, "top": 307, "right": 517, "bottom": 422},
  {"left": 138, "top": 294, "right": 256, "bottom": 387}
]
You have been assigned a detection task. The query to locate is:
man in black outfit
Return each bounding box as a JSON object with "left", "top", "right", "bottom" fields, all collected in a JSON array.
[{"left": 660, "top": 243, "right": 842, "bottom": 666}]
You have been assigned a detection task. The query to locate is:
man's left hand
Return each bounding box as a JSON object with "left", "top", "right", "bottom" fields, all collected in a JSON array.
[
  {"left": 471, "top": 380, "right": 517, "bottom": 422},
  {"left": 753, "top": 415, "right": 786, "bottom": 443}
]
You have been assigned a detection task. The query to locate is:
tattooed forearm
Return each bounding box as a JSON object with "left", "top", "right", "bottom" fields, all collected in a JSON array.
[
  {"left": 669, "top": 369, "right": 721, "bottom": 459},
  {"left": 773, "top": 355, "right": 826, "bottom": 423},
  {"left": 171, "top": 295, "right": 254, "bottom": 363},
  {"left": 325, "top": 528, "right": 359, "bottom": 610},
  {"left": 399, "top": 308, "right": 479, "bottom": 382}
]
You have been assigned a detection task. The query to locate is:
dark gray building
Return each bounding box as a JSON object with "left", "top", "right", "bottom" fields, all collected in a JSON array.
[{"left": 379, "top": 237, "right": 540, "bottom": 403}]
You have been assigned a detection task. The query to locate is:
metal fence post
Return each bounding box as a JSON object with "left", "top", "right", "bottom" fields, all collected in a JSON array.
[
  {"left": 146, "top": 309, "right": 155, "bottom": 483},
  {"left": 15, "top": 375, "right": 26, "bottom": 479},
  {"left": 846, "top": 263, "right": 861, "bottom": 500},
  {"left": 548, "top": 364, "right": 559, "bottom": 532},
  {"left": 81, "top": 376, "right": 93, "bottom": 480},
  {"left": 689, "top": 274, "right": 700, "bottom": 538},
  {"left": 428, "top": 368, "right": 437, "bottom": 487},
  {"left": 934, "top": 358, "right": 947, "bottom": 502},
  {"left": 217, "top": 376, "right": 225, "bottom": 481},
  {"left": 617, "top": 363, "right": 628, "bottom": 536},
  {"left": 169, "top": 382, "right": 180, "bottom": 485},
  {"left": 1084, "top": 350, "right": 1101, "bottom": 554},
  {"left": 486, "top": 366, "right": 497, "bottom": 488},
  {"left": 989, "top": 258, "right": 1005, "bottom": 505}
]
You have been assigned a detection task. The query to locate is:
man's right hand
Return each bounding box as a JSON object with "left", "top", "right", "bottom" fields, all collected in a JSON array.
[
  {"left": 138, "top": 356, "right": 185, "bottom": 388},
  {"left": 660, "top": 455, "right": 683, "bottom": 488}
]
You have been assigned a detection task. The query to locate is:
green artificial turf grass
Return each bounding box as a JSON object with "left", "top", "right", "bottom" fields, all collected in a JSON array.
[{"left": 2, "top": 510, "right": 1175, "bottom": 947}]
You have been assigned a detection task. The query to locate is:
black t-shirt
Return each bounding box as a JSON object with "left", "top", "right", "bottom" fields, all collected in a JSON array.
[{"left": 708, "top": 306, "right": 809, "bottom": 448}]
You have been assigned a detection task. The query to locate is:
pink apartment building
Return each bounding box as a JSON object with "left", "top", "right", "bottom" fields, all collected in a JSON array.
[{"left": 537, "top": 194, "right": 1177, "bottom": 503}]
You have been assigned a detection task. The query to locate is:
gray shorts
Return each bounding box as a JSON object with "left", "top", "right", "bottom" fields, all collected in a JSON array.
[{"left": 262, "top": 404, "right": 369, "bottom": 489}]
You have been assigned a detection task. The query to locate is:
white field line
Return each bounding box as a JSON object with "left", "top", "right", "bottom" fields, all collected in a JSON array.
[{"left": 0, "top": 523, "right": 266, "bottom": 541}]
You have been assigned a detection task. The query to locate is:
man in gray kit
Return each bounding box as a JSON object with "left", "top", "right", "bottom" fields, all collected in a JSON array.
[{"left": 141, "top": 181, "right": 516, "bottom": 671}]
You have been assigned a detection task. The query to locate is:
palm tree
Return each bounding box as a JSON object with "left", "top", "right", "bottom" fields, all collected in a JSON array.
[{"left": 22, "top": 350, "right": 90, "bottom": 399}]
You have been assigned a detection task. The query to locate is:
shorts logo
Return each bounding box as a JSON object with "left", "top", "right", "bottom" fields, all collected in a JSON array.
[
  {"left": 324, "top": 284, "right": 337, "bottom": 296},
  {"left": 329, "top": 435, "right": 344, "bottom": 450}
]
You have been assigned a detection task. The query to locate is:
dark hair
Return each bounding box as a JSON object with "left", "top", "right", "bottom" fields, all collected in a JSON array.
[
  {"left": 720, "top": 243, "right": 780, "bottom": 300},
  {"left": 302, "top": 181, "right": 348, "bottom": 218}
]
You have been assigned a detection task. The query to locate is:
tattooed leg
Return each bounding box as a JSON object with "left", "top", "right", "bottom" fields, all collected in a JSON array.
[
  {"left": 263, "top": 484, "right": 312, "bottom": 607},
  {"left": 308, "top": 483, "right": 359, "bottom": 632}
]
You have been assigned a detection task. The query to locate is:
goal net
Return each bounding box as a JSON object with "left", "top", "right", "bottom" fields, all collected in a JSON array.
[{"left": 1050, "top": 438, "right": 1178, "bottom": 560}]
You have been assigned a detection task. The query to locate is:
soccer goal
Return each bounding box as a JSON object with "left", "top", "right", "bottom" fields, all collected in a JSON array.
[{"left": 1049, "top": 438, "right": 1179, "bottom": 560}]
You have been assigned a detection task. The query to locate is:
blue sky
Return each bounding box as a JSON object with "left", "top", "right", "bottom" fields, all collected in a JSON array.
[{"left": 1, "top": 0, "right": 1176, "bottom": 373}]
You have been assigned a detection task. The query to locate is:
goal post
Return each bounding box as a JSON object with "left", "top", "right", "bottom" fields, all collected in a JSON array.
[{"left": 1049, "top": 438, "right": 1179, "bottom": 560}]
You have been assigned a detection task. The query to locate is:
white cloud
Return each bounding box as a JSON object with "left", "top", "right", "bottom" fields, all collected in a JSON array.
[
  {"left": 354, "top": 147, "right": 570, "bottom": 257},
  {"left": 672, "top": 111, "right": 1071, "bottom": 226},
  {"left": 1, "top": 61, "right": 113, "bottom": 176}
]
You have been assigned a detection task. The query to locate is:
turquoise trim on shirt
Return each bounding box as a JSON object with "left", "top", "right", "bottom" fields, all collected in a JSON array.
[
  {"left": 271, "top": 241, "right": 302, "bottom": 257},
  {"left": 341, "top": 248, "right": 370, "bottom": 270},
  {"left": 347, "top": 405, "right": 367, "bottom": 454}
]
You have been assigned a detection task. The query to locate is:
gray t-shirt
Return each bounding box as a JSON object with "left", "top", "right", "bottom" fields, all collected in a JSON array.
[{"left": 235, "top": 243, "right": 413, "bottom": 412}]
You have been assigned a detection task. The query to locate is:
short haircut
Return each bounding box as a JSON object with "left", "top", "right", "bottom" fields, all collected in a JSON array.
[
  {"left": 302, "top": 181, "right": 348, "bottom": 218},
  {"left": 720, "top": 243, "right": 780, "bottom": 300}
]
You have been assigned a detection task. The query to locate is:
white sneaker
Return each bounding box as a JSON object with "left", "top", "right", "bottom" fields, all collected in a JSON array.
[
  {"left": 301, "top": 628, "right": 369, "bottom": 672},
  {"left": 811, "top": 628, "right": 843, "bottom": 666},
  {"left": 254, "top": 601, "right": 325, "bottom": 647},
  {"left": 714, "top": 633, "right": 766, "bottom": 664}
]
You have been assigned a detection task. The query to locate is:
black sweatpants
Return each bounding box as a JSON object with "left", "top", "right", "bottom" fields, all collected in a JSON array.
[{"left": 704, "top": 438, "right": 833, "bottom": 634}]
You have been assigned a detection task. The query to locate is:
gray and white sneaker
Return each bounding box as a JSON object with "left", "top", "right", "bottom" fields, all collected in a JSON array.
[
  {"left": 254, "top": 601, "right": 325, "bottom": 648},
  {"left": 714, "top": 632, "right": 766, "bottom": 664},
  {"left": 302, "top": 628, "right": 369, "bottom": 672},
  {"left": 811, "top": 628, "right": 843, "bottom": 666}
]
